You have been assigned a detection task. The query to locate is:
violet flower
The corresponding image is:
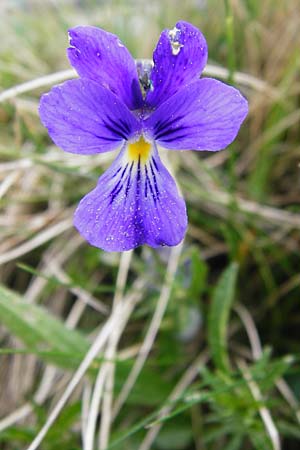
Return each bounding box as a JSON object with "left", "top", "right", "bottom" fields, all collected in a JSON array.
[{"left": 39, "top": 21, "right": 248, "bottom": 252}]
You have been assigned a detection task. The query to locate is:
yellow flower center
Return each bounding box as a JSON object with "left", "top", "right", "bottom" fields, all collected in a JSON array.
[{"left": 128, "top": 137, "right": 151, "bottom": 164}]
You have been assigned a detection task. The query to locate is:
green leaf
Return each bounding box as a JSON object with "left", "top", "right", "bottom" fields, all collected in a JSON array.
[
  {"left": 0, "top": 284, "right": 89, "bottom": 365},
  {"left": 208, "top": 263, "right": 239, "bottom": 372},
  {"left": 0, "top": 427, "right": 35, "bottom": 445},
  {"left": 223, "top": 433, "right": 244, "bottom": 450},
  {"left": 45, "top": 402, "right": 81, "bottom": 449},
  {"left": 154, "top": 418, "right": 193, "bottom": 450},
  {"left": 115, "top": 361, "right": 173, "bottom": 407}
]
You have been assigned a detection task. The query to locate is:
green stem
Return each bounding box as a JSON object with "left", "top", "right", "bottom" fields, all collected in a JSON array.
[
  {"left": 224, "top": 0, "right": 236, "bottom": 83},
  {"left": 224, "top": 0, "right": 237, "bottom": 190}
]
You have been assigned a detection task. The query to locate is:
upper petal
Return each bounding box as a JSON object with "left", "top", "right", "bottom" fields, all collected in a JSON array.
[
  {"left": 39, "top": 79, "right": 141, "bottom": 154},
  {"left": 74, "top": 143, "right": 187, "bottom": 251},
  {"left": 145, "top": 78, "right": 248, "bottom": 151},
  {"left": 145, "top": 21, "right": 207, "bottom": 108},
  {"left": 68, "top": 26, "right": 143, "bottom": 110}
]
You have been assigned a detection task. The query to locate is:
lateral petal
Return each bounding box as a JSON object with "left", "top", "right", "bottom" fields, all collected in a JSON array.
[
  {"left": 145, "top": 78, "right": 248, "bottom": 151},
  {"left": 74, "top": 144, "right": 187, "bottom": 251},
  {"left": 145, "top": 21, "right": 207, "bottom": 108},
  {"left": 68, "top": 26, "right": 143, "bottom": 110},
  {"left": 39, "top": 79, "right": 141, "bottom": 155}
]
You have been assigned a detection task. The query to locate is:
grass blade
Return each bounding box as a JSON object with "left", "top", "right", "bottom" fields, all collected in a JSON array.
[{"left": 0, "top": 284, "right": 89, "bottom": 359}]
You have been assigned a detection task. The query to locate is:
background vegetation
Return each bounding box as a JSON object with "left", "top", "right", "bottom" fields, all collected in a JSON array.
[{"left": 0, "top": 0, "right": 299, "bottom": 449}]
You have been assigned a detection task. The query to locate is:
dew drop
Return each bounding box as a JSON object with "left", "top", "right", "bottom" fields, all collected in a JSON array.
[{"left": 168, "top": 26, "right": 184, "bottom": 56}]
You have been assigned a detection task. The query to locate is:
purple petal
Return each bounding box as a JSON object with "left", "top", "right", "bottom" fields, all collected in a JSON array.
[
  {"left": 68, "top": 26, "right": 143, "bottom": 110},
  {"left": 39, "top": 79, "right": 141, "bottom": 155},
  {"left": 145, "top": 78, "right": 248, "bottom": 151},
  {"left": 145, "top": 21, "right": 207, "bottom": 108},
  {"left": 74, "top": 143, "right": 187, "bottom": 251}
]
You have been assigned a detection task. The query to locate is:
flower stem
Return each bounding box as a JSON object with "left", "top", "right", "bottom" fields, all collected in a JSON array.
[
  {"left": 224, "top": 0, "right": 237, "bottom": 190},
  {"left": 224, "top": 0, "right": 236, "bottom": 84}
]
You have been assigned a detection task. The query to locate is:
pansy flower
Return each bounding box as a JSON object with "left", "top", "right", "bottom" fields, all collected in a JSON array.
[{"left": 39, "top": 21, "right": 248, "bottom": 252}]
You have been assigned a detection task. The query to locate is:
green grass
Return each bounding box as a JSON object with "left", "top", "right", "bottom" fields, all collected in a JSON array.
[{"left": 0, "top": 0, "right": 300, "bottom": 449}]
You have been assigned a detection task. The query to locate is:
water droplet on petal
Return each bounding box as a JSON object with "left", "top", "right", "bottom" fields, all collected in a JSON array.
[{"left": 168, "top": 26, "right": 184, "bottom": 56}]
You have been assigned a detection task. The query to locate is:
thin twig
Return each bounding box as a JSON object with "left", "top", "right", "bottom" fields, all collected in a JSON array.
[
  {"left": 204, "top": 64, "right": 279, "bottom": 98},
  {"left": 82, "top": 381, "right": 92, "bottom": 449},
  {"left": 237, "top": 359, "right": 281, "bottom": 450},
  {"left": 0, "top": 63, "right": 278, "bottom": 105},
  {"left": 84, "top": 367, "right": 108, "bottom": 450},
  {"left": 84, "top": 251, "right": 133, "bottom": 450},
  {"left": 98, "top": 250, "right": 133, "bottom": 450},
  {"left": 47, "top": 262, "right": 108, "bottom": 315},
  {"left": 0, "top": 69, "right": 76, "bottom": 102},
  {"left": 25, "top": 299, "right": 133, "bottom": 450},
  {"left": 0, "top": 217, "right": 73, "bottom": 265},
  {"left": 112, "top": 243, "right": 183, "bottom": 419},
  {"left": 181, "top": 153, "right": 300, "bottom": 230},
  {"left": 139, "top": 351, "right": 209, "bottom": 450},
  {"left": 0, "top": 404, "right": 32, "bottom": 433},
  {"left": 235, "top": 304, "right": 300, "bottom": 424},
  {"left": 234, "top": 304, "right": 262, "bottom": 360},
  {"left": 0, "top": 273, "right": 89, "bottom": 433},
  {"left": 191, "top": 183, "right": 300, "bottom": 229},
  {"left": 276, "top": 379, "right": 300, "bottom": 424},
  {"left": 0, "top": 171, "right": 21, "bottom": 199}
]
